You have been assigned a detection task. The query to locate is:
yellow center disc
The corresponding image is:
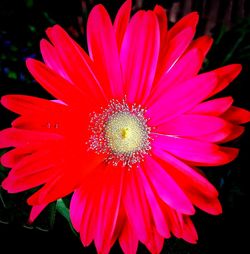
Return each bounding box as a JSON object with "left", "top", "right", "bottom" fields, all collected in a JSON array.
[{"left": 105, "top": 112, "right": 146, "bottom": 154}]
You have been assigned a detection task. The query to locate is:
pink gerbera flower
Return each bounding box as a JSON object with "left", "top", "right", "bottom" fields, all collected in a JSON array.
[{"left": 0, "top": 0, "right": 249, "bottom": 253}]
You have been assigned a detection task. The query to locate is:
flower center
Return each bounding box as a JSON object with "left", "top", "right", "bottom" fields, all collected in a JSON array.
[{"left": 88, "top": 100, "right": 151, "bottom": 167}]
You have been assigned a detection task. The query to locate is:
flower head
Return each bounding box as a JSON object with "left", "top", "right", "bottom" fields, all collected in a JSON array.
[{"left": 1, "top": 0, "right": 250, "bottom": 253}]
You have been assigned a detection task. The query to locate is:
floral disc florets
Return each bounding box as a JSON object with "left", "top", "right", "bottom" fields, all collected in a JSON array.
[{"left": 88, "top": 99, "right": 151, "bottom": 167}]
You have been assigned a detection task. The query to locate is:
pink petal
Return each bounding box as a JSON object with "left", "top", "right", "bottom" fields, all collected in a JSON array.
[
  {"left": 120, "top": 10, "right": 160, "bottom": 104},
  {"left": 222, "top": 106, "right": 250, "bottom": 124},
  {"left": 190, "top": 96, "right": 233, "bottom": 116},
  {"left": 147, "top": 72, "right": 217, "bottom": 125},
  {"left": 143, "top": 156, "right": 195, "bottom": 214},
  {"left": 152, "top": 133, "right": 239, "bottom": 166},
  {"left": 138, "top": 167, "right": 171, "bottom": 238},
  {"left": 114, "top": 0, "right": 132, "bottom": 52},
  {"left": 29, "top": 204, "right": 48, "bottom": 223},
  {"left": 119, "top": 221, "right": 138, "bottom": 254},
  {"left": 87, "top": 5, "right": 123, "bottom": 98},
  {"left": 122, "top": 169, "right": 152, "bottom": 242},
  {"left": 155, "top": 115, "right": 232, "bottom": 137},
  {"left": 210, "top": 64, "right": 242, "bottom": 97},
  {"left": 45, "top": 25, "right": 107, "bottom": 102}
]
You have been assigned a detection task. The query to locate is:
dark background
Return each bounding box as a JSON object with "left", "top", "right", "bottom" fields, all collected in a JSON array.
[{"left": 0, "top": 0, "right": 250, "bottom": 253}]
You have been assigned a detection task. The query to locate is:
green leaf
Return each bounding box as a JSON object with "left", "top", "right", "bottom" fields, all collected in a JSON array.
[{"left": 56, "top": 198, "right": 78, "bottom": 236}]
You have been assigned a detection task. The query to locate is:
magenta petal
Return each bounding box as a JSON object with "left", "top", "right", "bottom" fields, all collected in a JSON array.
[
  {"left": 70, "top": 188, "right": 87, "bottom": 232},
  {"left": 122, "top": 169, "right": 151, "bottom": 242},
  {"left": 138, "top": 168, "right": 171, "bottom": 238},
  {"left": 29, "top": 204, "right": 47, "bottom": 223},
  {"left": 119, "top": 222, "right": 138, "bottom": 254},
  {"left": 152, "top": 149, "right": 222, "bottom": 215},
  {"left": 87, "top": 5, "right": 123, "bottom": 98},
  {"left": 94, "top": 166, "right": 124, "bottom": 253},
  {"left": 156, "top": 114, "right": 231, "bottom": 137},
  {"left": 147, "top": 72, "right": 217, "bottom": 125},
  {"left": 152, "top": 133, "right": 239, "bottom": 166},
  {"left": 153, "top": 5, "right": 168, "bottom": 48},
  {"left": 114, "top": 0, "right": 132, "bottom": 52},
  {"left": 120, "top": 10, "right": 160, "bottom": 104},
  {"left": 148, "top": 48, "right": 203, "bottom": 105},
  {"left": 190, "top": 96, "right": 233, "bottom": 116},
  {"left": 40, "top": 39, "right": 69, "bottom": 80},
  {"left": 143, "top": 156, "right": 195, "bottom": 214}
]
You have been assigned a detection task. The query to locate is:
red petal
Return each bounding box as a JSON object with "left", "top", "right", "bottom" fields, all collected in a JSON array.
[
  {"left": 210, "top": 64, "right": 242, "bottom": 97},
  {"left": 187, "top": 35, "right": 213, "bottom": 57},
  {"left": 144, "top": 228, "right": 164, "bottom": 254},
  {"left": 0, "top": 128, "right": 62, "bottom": 149},
  {"left": 179, "top": 215, "right": 198, "bottom": 244},
  {"left": 45, "top": 25, "right": 106, "bottom": 102},
  {"left": 168, "top": 12, "right": 199, "bottom": 39},
  {"left": 1, "top": 94, "right": 67, "bottom": 116},
  {"left": 26, "top": 59, "right": 91, "bottom": 109},
  {"left": 222, "top": 106, "right": 250, "bottom": 124}
]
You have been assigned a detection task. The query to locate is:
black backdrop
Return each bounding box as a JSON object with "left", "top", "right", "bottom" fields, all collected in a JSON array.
[{"left": 0, "top": 1, "right": 250, "bottom": 253}]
